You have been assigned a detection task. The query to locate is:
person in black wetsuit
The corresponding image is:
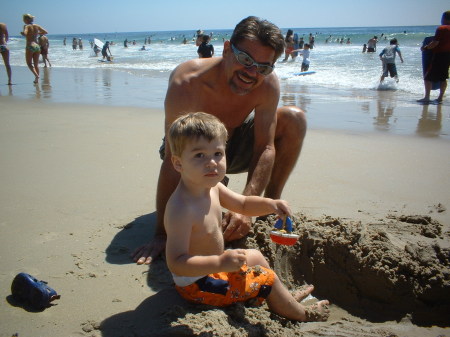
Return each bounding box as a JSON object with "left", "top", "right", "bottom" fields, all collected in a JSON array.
[
  {"left": 197, "top": 34, "right": 214, "bottom": 58},
  {"left": 102, "top": 41, "right": 112, "bottom": 61}
]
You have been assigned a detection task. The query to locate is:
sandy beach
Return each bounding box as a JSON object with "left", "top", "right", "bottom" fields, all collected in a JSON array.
[{"left": 1, "top": 66, "right": 449, "bottom": 336}]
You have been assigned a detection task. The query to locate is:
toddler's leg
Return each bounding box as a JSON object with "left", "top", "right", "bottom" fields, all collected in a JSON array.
[
  {"left": 244, "top": 249, "right": 330, "bottom": 322},
  {"left": 267, "top": 275, "right": 329, "bottom": 322},
  {"left": 244, "top": 249, "right": 270, "bottom": 268}
]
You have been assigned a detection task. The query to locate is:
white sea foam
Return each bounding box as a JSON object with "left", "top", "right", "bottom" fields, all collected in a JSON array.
[{"left": 6, "top": 25, "right": 437, "bottom": 99}]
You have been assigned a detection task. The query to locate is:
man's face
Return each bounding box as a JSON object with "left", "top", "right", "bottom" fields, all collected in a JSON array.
[{"left": 225, "top": 39, "right": 276, "bottom": 96}]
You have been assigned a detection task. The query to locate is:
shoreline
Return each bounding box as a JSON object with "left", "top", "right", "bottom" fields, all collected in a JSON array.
[{"left": 1, "top": 65, "right": 449, "bottom": 141}]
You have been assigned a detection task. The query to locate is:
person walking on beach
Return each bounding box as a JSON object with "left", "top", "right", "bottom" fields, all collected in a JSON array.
[
  {"left": 379, "top": 38, "right": 403, "bottom": 83},
  {"left": 38, "top": 34, "right": 51, "bottom": 67},
  {"left": 20, "top": 14, "right": 48, "bottom": 84},
  {"left": 165, "top": 112, "right": 330, "bottom": 322},
  {"left": 367, "top": 36, "right": 378, "bottom": 52},
  {"left": 0, "top": 22, "right": 12, "bottom": 85},
  {"left": 418, "top": 10, "right": 450, "bottom": 104},
  {"left": 132, "top": 16, "right": 307, "bottom": 265},
  {"left": 197, "top": 34, "right": 214, "bottom": 58}
]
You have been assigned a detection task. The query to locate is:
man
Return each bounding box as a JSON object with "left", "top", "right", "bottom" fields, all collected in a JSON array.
[
  {"left": 367, "top": 36, "right": 378, "bottom": 53},
  {"left": 418, "top": 10, "right": 450, "bottom": 104},
  {"left": 0, "top": 22, "right": 12, "bottom": 85},
  {"left": 132, "top": 16, "right": 306, "bottom": 265},
  {"left": 101, "top": 41, "right": 112, "bottom": 61}
]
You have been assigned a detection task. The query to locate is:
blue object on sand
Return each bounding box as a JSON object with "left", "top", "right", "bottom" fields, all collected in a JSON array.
[{"left": 11, "top": 273, "right": 60, "bottom": 309}]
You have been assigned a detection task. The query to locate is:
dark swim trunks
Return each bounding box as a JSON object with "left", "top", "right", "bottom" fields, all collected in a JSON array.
[
  {"left": 159, "top": 113, "right": 255, "bottom": 174},
  {"left": 425, "top": 52, "right": 450, "bottom": 82},
  {"left": 382, "top": 63, "right": 397, "bottom": 77}
]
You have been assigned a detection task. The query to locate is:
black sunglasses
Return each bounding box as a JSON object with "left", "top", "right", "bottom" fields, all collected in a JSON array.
[{"left": 230, "top": 44, "right": 274, "bottom": 76}]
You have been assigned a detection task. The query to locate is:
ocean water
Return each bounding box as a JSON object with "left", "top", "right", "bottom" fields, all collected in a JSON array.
[
  {"left": 4, "top": 25, "right": 449, "bottom": 139},
  {"left": 6, "top": 25, "right": 438, "bottom": 98}
]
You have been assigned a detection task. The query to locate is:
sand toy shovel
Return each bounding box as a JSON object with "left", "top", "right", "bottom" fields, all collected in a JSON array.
[{"left": 270, "top": 216, "right": 300, "bottom": 246}]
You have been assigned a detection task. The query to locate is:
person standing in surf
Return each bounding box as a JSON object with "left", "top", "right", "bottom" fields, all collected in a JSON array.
[
  {"left": 418, "top": 10, "right": 450, "bottom": 104},
  {"left": 21, "top": 13, "right": 48, "bottom": 84},
  {"left": 379, "top": 38, "right": 404, "bottom": 83},
  {"left": 38, "top": 34, "right": 51, "bottom": 68},
  {"left": 197, "top": 34, "right": 214, "bottom": 58},
  {"left": 292, "top": 43, "right": 311, "bottom": 72},
  {"left": 367, "top": 36, "right": 378, "bottom": 53},
  {"left": 101, "top": 41, "right": 112, "bottom": 61},
  {"left": 0, "top": 22, "right": 12, "bottom": 85}
]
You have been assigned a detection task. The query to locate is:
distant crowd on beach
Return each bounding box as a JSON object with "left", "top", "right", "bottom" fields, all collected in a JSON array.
[
  {"left": 1, "top": 12, "right": 449, "bottom": 101},
  {"left": 277, "top": 16, "right": 449, "bottom": 104}
]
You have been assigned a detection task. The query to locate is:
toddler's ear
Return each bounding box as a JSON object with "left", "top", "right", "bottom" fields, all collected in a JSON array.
[{"left": 171, "top": 155, "right": 182, "bottom": 173}]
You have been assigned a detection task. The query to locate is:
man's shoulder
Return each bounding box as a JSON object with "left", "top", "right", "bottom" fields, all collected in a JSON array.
[{"left": 170, "top": 58, "right": 220, "bottom": 86}]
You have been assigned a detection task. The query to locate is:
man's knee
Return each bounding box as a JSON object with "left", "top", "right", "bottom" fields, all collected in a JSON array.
[{"left": 276, "top": 106, "right": 307, "bottom": 139}]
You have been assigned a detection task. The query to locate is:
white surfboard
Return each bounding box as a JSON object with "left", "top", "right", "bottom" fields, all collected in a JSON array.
[{"left": 93, "top": 38, "right": 104, "bottom": 49}]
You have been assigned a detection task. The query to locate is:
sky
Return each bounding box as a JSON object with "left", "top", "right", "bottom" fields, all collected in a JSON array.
[{"left": 2, "top": 0, "right": 449, "bottom": 35}]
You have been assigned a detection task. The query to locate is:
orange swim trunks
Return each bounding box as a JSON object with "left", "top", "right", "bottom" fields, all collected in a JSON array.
[{"left": 175, "top": 265, "right": 275, "bottom": 307}]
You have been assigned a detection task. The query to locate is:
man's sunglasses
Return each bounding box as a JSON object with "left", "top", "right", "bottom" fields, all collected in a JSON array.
[{"left": 230, "top": 44, "right": 274, "bottom": 76}]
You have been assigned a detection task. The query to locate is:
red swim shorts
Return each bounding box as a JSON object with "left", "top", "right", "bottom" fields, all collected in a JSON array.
[{"left": 175, "top": 265, "right": 275, "bottom": 307}]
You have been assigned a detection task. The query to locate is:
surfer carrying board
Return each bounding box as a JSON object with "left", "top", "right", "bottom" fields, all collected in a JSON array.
[{"left": 291, "top": 43, "right": 311, "bottom": 72}]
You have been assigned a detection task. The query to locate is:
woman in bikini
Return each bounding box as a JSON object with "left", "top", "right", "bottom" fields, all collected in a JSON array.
[
  {"left": 0, "top": 22, "right": 12, "bottom": 85},
  {"left": 21, "top": 14, "right": 48, "bottom": 83}
]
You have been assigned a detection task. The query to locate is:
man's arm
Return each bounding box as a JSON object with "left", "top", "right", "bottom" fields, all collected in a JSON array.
[
  {"left": 132, "top": 65, "right": 191, "bottom": 264},
  {"left": 222, "top": 76, "right": 280, "bottom": 241},
  {"left": 243, "top": 74, "right": 279, "bottom": 197}
]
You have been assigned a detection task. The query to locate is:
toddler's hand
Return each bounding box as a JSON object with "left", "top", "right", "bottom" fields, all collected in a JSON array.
[{"left": 219, "top": 249, "right": 246, "bottom": 272}]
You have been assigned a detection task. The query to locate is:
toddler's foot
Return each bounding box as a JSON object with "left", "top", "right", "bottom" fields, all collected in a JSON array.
[
  {"left": 293, "top": 284, "right": 314, "bottom": 302},
  {"left": 304, "top": 300, "right": 330, "bottom": 322}
]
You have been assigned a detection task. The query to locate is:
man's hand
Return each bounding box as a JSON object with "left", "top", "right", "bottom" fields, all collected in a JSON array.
[
  {"left": 131, "top": 234, "right": 167, "bottom": 265},
  {"left": 222, "top": 212, "right": 252, "bottom": 241}
]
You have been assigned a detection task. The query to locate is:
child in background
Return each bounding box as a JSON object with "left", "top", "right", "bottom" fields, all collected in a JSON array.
[
  {"left": 164, "top": 112, "right": 330, "bottom": 322},
  {"left": 292, "top": 43, "right": 311, "bottom": 72},
  {"left": 379, "top": 38, "right": 404, "bottom": 83}
]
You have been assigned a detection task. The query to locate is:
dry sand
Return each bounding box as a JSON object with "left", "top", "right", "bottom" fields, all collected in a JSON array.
[{"left": 0, "top": 96, "right": 449, "bottom": 337}]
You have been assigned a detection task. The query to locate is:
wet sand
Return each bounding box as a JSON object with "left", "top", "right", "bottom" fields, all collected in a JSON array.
[
  {"left": 1, "top": 65, "right": 449, "bottom": 139},
  {"left": 0, "top": 66, "right": 449, "bottom": 336}
]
